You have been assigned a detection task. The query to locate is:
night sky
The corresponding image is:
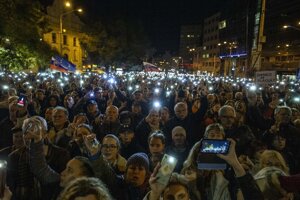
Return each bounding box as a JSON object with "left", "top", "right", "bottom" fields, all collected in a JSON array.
[{"left": 73, "top": 0, "right": 231, "bottom": 54}]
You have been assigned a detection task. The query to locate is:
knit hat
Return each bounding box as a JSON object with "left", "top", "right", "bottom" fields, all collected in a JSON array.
[{"left": 126, "top": 153, "right": 149, "bottom": 173}]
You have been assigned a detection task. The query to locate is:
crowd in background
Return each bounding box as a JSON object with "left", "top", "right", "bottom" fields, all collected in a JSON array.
[{"left": 0, "top": 70, "right": 300, "bottom": 200}]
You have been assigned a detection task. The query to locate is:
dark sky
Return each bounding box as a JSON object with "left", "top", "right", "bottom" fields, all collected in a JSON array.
[{"left": 74, "top": 0, "right": 230, "bottom": 54}]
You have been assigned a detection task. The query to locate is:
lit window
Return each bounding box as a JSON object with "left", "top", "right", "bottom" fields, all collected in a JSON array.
[{"left": 187, "top": 35, "right": 190, "bottom": 37}]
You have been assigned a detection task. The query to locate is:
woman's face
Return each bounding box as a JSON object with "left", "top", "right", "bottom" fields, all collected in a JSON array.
[
  {"left": 101, "top": 137, "right": 118, "bottom": 162},
  {"left": 272, "top": 136, "right": 286, "bottom": 151},
  {"left": 125, "top": 165, "right": 147, "bottom": 187},
  {"left": 148, "top": 111, "right": 160, "bottom": 125},
  {"left": 149, "top": 137, "right": 165, "bottom": 155},
  {"left": 206, "top": 129, "right": 224, "bottom": 140},
  {"left": 160, "top": 109, "right": 170, "bottom": 122}
]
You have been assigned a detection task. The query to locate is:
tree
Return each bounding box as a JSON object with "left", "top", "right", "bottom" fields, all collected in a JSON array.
[
  {"left": 80, "top": 16, "right": 151, "bottom": 67},
  {"left": 0, "top": 0, "right": 56, "bottom": 71}
]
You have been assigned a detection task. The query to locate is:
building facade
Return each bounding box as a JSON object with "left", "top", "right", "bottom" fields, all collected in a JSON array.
[
  {"left": 179, "top": 24, "right": 202, "bottom": 70},
  {"left": 197, "top": 13, "right": 221, "bottom": 74},
  {"left": 260, "top": 0, "right": 300, "bottom": 76},
  {"left": 42, "top": 0, "right": 85, "bottom": 69}
]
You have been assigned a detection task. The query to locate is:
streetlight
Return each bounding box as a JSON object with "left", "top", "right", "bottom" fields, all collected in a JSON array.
[
  {"left": 283, "top": 25, "right": 300, "bottom": 31},
  {"left": 59, "top": 7, "right": 83, "bottom": 55}
]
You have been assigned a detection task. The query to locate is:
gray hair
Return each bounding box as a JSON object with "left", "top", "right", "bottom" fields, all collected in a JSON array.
[
  {"left": 218, "top": 105, "right": 236, "bottom": 118},
  {"left": 274, "top": 106, "right": 292, "bottom": 116},
  {"left": 22, "top": 116, "right": 48, "bottom": 133},
  {"left": 54, "top": 106, "right": 69, "bottom": 117}
]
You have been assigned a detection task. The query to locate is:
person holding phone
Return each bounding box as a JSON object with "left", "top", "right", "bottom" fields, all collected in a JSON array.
[{"left": 180, "top": 123, "right": 263, "bottom": 200}]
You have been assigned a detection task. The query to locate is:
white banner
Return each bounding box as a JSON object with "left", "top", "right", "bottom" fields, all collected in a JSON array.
[{"left": 255, "top": 71, "right": 276, "bottom": 86}]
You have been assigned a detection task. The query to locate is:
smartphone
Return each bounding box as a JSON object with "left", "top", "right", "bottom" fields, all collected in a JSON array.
[
  {"left": 156, "top": 154, "right": 178, "bottom": 186},
  {"left": 17, "top": 93, "right": 27, "bottom": 107},
  {"left": 0, "top": 160, "right": 7, "bottom": 198},
  {"left": 200, "top": 139, "right": 230, "bottom": 154}
]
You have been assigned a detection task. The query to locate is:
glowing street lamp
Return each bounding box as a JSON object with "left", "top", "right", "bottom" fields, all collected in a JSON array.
[{"left": 283, "top": 25, "right": 300, "bottom": 31}]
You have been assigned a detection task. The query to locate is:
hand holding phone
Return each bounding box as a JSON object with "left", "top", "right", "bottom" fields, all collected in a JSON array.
[
  {"left": 83, "top": 134, "right": 100, "bottom": 156},
  {"left": 17, "top": 94, "right": 27, "bottom": 107},
  {"left": 156, "top": 154, "right": 177, "bottom": 186}
]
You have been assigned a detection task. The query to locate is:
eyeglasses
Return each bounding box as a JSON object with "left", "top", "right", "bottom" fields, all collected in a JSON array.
[{"left": 102, "top": 144, "right": 117, "bottom": 149}]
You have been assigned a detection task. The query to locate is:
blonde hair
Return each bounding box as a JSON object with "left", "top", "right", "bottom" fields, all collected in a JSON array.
[
  {"left": 58, "top": 177, "right": 112, "bottom": 200},
  {"left": 259, "top": 150, "right": 289, "bottom": 174}
]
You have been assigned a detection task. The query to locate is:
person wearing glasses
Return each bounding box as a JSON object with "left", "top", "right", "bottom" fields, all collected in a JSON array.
[{"left": 101, "top": 134, "right": 127, "bottom": 175}]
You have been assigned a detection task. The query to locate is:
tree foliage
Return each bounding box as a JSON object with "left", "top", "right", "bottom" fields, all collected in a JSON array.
[
  {"left": 0, "top": 0, "right": 57, "bottom": 71},
  {"left": 80, "top": 17, "right": 151, "bottom": 66}
]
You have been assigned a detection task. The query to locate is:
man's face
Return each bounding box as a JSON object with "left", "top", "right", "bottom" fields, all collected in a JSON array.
[
  {"left": 149, "top": 138, "right": 165, "bottom": 155},
  {"left": 172, "top": 131, "right": 186, "bottom": 147},
  {"left": 105, "top": 106, "right": 118, "bottom": 122},
  {"left": 52, "top": 110, "right": 68, "bottom": 127},
  {"left": 163, "top": 184, "right": 189, "bottom": 200},
  {"left": 275, "top": 109, "right": 291, "bottom": 125},
  {"left": 219, "top": 108, "right": 235, "bottom": 130},
  {"left": 175, "top": 104, "right": 188, "bottom": 120},
  {"left": 119, "top": 131, "right": 134, "bottom": 144},
  {"left": 60, "top": 159, "right": 84, "bottom": 187},
  {"left": 125, "top": 165, "right": 146, "bottom": 187},
  {"left": 101, "top": 137, "right": 118, "bottom": 161}
]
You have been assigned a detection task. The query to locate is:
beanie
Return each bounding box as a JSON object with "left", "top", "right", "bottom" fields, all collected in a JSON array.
[{"left": 126, "top": 153, "right": 149, "bottom": 173}]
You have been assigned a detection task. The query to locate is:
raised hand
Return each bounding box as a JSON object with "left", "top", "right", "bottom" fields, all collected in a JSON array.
[{"left": 83, "top": 134, "right": 100, "bottom": 156}]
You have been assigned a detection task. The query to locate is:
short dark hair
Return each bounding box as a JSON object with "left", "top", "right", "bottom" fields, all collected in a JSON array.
[
  {"left": 148, "top": 131, "right": 165, "bottom": 145},
  {"left": 73, "top": 156, "right": 95, "bottom": 177}
]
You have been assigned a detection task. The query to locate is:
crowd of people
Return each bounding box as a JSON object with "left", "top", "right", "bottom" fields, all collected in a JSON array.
[{"left": 0, "top": 70, "right": 299, "bottom": 200}]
